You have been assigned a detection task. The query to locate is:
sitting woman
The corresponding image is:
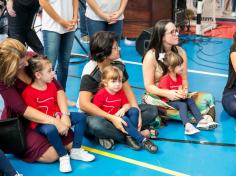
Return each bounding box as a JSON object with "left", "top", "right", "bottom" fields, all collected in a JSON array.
[
  {"left": 78, "top": 31, "right": 159, "bottom": 150},
  {"left": 142, "top": 19, "right": 216, "bottom": 124},
  {"left": 0, "top": 38, "right": 88, "bottom": 163},
  {"left": 222, "top": 32, "right": 236, "bottom": 117}
]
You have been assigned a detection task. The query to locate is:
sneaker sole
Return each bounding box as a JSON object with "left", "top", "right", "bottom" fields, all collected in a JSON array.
[{"left": 197, "top": 122, "right": 218, "bottom": 130}]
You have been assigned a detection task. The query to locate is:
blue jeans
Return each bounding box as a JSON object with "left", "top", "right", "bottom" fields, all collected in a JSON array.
[
  {"left": 0, "top": 149, "right": 17, "bottom": 176},
  {"left": 36, "top": 112, "right": 86, "bottom": 157},
  {"left": 222, "top": 91, "right": 236, "bottom": 117},
  {"left": 121, "top": 107, "right": 145, "bottom": 143},
  {"left": 85, "top": 104, "right": 158, "bottom": 143},
  {"left": 43, "top": 30, "right": 75, "bottom": 90},
  {"left": 168, "top": 98, "right": 203, "bottom": 125},
  {"left": 233, "top": 0, "right": 236, "bottom": 12},
  {"left": 86, "top": 17, "right": 123, "bottom": 43},
  {"left": 79, "top": 0, "right": 88, "bottom": 37}
]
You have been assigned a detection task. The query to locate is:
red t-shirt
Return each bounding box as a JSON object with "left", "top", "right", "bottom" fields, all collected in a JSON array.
[
  {"left": 22, "top": 82, "right": 60, "bottom": 129},
  {"left": 92, "top": 88, "right": 128, "bottom": 115},
  {"left": 158, "top": 74, "right": 183, "bottom": 102}
]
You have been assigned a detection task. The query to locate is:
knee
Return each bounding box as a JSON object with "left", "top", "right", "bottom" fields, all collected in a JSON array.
[
  {"left": 121, "top": 116, "right": 130, "bottom": 123},
  {"left": 38, "top": 147, "right": 59, "bottom": 163},
  {"left": 128, "top": 107, "right": 139, "bottom": 116},
  {"left": 87, "top": 117, "right": 105, "bottom": 132},
  {"left": 43, "top": 125, "right": 58, "bottom": 135}
]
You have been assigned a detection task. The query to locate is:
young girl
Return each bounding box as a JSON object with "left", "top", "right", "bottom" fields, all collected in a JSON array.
[
  {"left": 158, "top": 52, "right": 218, "bottom": 135},
  {"left": 92, "top": 66, "right": 158, "bottom": 153},
  {"left": 22, "top": 55, "right": 95, "bottom": 173}
]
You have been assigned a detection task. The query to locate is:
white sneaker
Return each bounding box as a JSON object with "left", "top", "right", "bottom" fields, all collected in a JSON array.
[
  {"left": 59, "top": 154, "right": 72, "bottom": 173},
  {"left": 70, "top": 148, "right": 95, "bottom": 162},
  {"left": 15, "top": 173, "right": 23, "bottom": 176},
  {"left": 197, "top": 118, "right": 218, "bottom": 130},
  {"left": 231, "top": 12, "right": 236, "bottom": 17},
  {"left": 185, "top": 123, "right": 200, "bottom": 135},
  {"left": 203, "top": 114, "right": 214, "bottom": 123}
]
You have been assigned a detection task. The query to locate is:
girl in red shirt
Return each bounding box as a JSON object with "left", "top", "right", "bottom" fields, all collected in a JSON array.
[
  {"left": 159, "top": 52, "right": 217, "bottom": 135},
  {"left": 93, "top": 66, "right": 157, "bottom": 153},
  {"left": 22, "top": 55, "right": 95, "bottom": 173}
]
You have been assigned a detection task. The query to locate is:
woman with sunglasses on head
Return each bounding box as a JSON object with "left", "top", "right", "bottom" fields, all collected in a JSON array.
[
  {"left": 142, "top": 19, "right": 216, "bottom": 125},
  {"left": 0, "top": 38, "right": 78, "bottom": 163}
]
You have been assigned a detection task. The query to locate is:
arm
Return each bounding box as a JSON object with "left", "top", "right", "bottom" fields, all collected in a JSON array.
[
  {"left": 72, "top": 0, "right": 78, "bottom": 23},
  {"left": 57, "top": 90, "right": 71, "bottom": 128},
  {"left": 6, "top": 0, "right": 16, "bottom": 17},
  {"left": 230, "top": 52, "right": 236, "bottom": 71},
  {"left": 122, "top": 81, "right": 138, "bottom": 107},
  {"left": 39, "top": 0, "right": 75, "bottom": 30},
  {"left": 79, "top": 91, "right": 127, "bottom": 133},
  {"left": 177, "top": 46, "right": 188, "bottom": 90},
  {"left": 0, "top": 82, "right": 68, "bottom": 133},
  {"left": 110, "top": 0, "right": 128, "bottom": 23},
  {"left": 86, "top": 0, "right": 112, "bottom": 22},
  {"left": 142, "top": 51, "right": 182, "bottom": 101}
]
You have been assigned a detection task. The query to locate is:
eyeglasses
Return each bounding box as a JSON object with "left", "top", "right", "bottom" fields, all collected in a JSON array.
[
  {"left": 112, "top": 45, "right": 120, "bottom": 50},
  {"left": 166, "top": 29, "right": 179, "bottom": 36}
]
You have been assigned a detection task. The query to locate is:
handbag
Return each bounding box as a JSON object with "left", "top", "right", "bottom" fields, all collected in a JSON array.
[{"left": 0, "top": 117, "right": 26, "bottom": 154}]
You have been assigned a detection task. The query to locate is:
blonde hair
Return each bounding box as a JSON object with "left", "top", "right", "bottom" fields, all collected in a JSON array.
[
  {"left": 0, "top": 38, "right": 26, "bottom": 86},
  {"left": 163, "top": 51, "right": 183, "bottom": 70},
  {"left": 100, "top": 66, "right": 123, "bottom": 87}
]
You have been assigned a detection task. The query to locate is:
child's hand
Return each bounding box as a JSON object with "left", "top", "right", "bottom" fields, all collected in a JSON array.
[{"left": 115, "top": 108, "right": 126, "bottom": 117}]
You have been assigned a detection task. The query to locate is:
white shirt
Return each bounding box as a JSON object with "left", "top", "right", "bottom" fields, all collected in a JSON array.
[
  {"left": 42, "top": 0, "right": 76, "bottom": 34},
  {"left": 85, "top": 0, "right": 124, "bottom": 21}
]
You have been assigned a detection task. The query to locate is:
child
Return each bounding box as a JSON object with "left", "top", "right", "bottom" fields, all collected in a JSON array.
[
  {"left": 92, "top": 66, "right": 158, "bottom": 153},
  {"left": 22, "top": 55, "right": 95, "bottom": 173},
  {"left": 158, "top": 52, "right": 218, "bottom": 135}
]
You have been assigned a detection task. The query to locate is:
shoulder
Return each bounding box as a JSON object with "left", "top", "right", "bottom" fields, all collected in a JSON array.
[
  {"left": 176, "top": 46, "right": 186, "bottom": 57},
  {"left": 81, "top": 60, "right": 98, "bottom": 77},
  {"left": 111, "top": 59, "right": 125, "bottom": 71},
  {"left": 144, "top": 49, "right": 156, "bottom": 61}
]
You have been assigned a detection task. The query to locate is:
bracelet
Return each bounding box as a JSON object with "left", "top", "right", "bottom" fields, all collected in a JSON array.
[{"left": 61, "top": 112, "right": 70, "bottom": 116}]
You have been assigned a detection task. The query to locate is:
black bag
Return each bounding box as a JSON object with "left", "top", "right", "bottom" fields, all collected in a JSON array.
[{"left": 0, "top": 117, "right": 26, "bottom": 154}]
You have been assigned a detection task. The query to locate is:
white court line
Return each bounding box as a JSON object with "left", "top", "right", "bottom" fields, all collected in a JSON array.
[{"left": 123, "top": 60, "right": 228, "bottom": 78}]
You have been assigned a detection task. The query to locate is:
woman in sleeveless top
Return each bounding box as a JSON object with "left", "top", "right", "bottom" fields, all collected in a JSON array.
[{"left": 142, "top": 20, "right": 216, "bottom": 123}]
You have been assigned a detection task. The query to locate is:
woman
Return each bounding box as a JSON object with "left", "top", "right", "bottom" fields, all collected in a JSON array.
[
  {"left": 39, "top": 0, "right": 78, "bottom": 90},
  {"left": 78, "top": 31, "right": 158, "bottom": 150},
  {"left": 142, "top": 20, "right": 216, "bottom": 123},
  {"left": 222, "top": 32, "right": 236, "bottom": 117},
  {"left": 6, "top": 0, "right": 44, "bottom": 54},
  {"left": 85, "top": 0, "right": 128, "bottom": 43},
  {"left": 0, "top": 38, "right": 74, "bottom": 163}
]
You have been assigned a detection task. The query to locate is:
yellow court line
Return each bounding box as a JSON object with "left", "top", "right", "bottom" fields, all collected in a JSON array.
[{"left": 82, "top": 146, "right": 189, "bottom": 176}]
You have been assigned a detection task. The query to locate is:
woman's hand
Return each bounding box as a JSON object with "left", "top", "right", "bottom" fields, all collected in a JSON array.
[
  {"left": 167, "top": 90, "right": 184, "bottom": 101},
  {"left": 60, "top": 115, "right": 71, "bottom": 128},
  {"left": 60, "top": 19, "right": 76, "bottom": 31},
  {"left": 110, "top": 116, "right": 128, "bottom": 134},
  {"left": 52, "top": 118, "right": 69, "bottom": 136},
  {"left": 6, "top": 0, "right": 16, "bottom": 17}
]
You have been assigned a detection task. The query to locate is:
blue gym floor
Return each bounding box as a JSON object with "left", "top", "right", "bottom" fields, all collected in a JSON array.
[{"left": 1, "top": 31, "right": 236, "bottom": 176}]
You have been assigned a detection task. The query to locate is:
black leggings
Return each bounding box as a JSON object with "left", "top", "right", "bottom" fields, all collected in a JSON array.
[{"left": 222, "top": 91, "right": 236, "bottom": 118}]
